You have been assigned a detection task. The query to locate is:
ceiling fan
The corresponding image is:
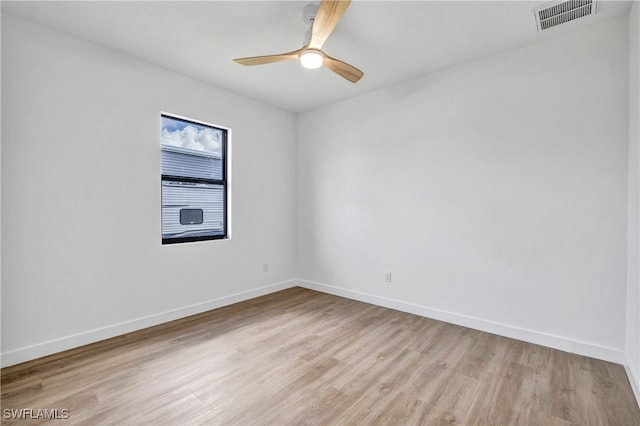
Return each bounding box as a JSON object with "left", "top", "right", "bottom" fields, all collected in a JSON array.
[{"left": 233, "top": 0, "right": 363, "bottom": 83}]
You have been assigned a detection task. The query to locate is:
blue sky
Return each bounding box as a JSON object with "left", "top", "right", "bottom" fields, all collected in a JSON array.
[{"left": 161, "top": 116, "right": 222, "bottom": 154}]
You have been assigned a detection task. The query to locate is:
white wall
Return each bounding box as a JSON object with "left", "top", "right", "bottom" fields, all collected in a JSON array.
[
  {"left": 1, "top": 13, "right": 297, "bottom": 366},
  {"left": 626, "top": 1, "right": 640, "bottom": 404},
  {"left": 298, "top": 16, "right": 630, "bottom": 362}
]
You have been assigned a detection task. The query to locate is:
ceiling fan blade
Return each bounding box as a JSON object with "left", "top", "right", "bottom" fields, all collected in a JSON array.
[
  {"left": 233, "top": 48, "right": 302, "bottom": 66},
  {"left": 323, "top": 54, "right": 363, "bottom": 83},
  {"left": 308, "top": 0, "right": 351, "bottom": 50}
]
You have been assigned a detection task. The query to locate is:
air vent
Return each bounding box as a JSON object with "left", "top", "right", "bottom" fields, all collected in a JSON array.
[{"left": 534, "top": 0, "right": 597, "bottom": 32}]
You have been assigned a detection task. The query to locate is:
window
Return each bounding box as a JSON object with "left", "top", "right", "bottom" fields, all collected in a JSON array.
[
  {"left": 180, "top": 209, "right": 204, "bottom": 225},
  {"left": 161, "top": 114, "right": 228, "bottom": 244}
]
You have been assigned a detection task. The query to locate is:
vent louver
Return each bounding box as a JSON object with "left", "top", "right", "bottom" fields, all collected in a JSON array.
[{"left": 534, "top": 0, "right": 597, "bottom": 32}]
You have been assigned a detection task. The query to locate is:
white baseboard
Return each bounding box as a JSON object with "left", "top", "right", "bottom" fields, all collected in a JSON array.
[
  {"left": 1, "top": 280, "right": 297, "bottom": 368},
  {"left": 624, "top": 353, "right": 640, "bottom": 407},
  {"left": 298, "top": 279, "right": 624, "bottom": 364},
  {"left": 2, "top": 279, "right": 626, "bottom": 370}
]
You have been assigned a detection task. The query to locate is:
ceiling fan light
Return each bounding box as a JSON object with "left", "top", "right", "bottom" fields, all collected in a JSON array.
[{"left": 300, "top": 50, "right": 324, "bottom": 69}]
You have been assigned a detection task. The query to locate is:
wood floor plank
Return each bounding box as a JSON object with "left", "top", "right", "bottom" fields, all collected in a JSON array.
[{"left": 2, "top": 287, "right": 639, "bottom": 425}]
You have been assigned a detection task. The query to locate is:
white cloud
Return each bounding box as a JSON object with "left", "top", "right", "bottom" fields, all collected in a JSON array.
[{"left": 162, "top": 125, "right": 222, "bottom": 154}]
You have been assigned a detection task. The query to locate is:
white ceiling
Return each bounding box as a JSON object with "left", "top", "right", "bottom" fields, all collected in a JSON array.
[{"left": 1, "top": 1, "right": 632, "bottom": 112}]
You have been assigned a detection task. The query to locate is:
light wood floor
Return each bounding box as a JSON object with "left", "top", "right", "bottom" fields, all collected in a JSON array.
[{"left": 2, "top": 287, "right": 639, "bottom": 425}]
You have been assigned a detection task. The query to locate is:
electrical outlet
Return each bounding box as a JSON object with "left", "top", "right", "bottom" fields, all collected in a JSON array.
[
  {"left": 385, "top": 272, "right": 392, "bottom": 283},
  {"left": 263, "top": 262, "right": 269, "bottom": 272}
]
